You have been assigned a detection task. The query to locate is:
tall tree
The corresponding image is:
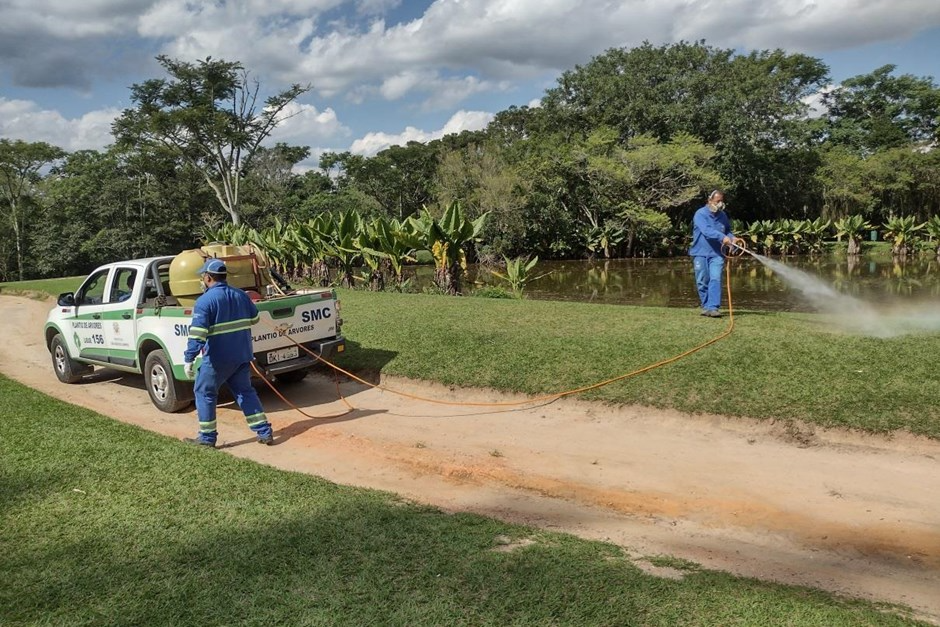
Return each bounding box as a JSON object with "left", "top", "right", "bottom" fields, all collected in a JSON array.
[
  {"left": 323, "top": 142, "right": 438, "bottom": 219},
  {"left": 113, "top": 55, "right": 310, "bottom": 224},
  {"left": 823, "top": 65, "right": 940, "bottom": 154},
  {"left": 540, "top": 41, "right": 828, "bottom": 219},
  {"left": 0, "top": 139, "right": 66, "bottom": 280}
]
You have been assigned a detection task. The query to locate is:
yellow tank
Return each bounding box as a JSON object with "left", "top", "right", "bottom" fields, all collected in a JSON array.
[{"left": 168, "top": 243, "right": 275, "bottom": 306}]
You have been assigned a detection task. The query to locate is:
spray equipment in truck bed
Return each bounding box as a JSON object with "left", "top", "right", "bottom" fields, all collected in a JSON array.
[{"left": 168, "top": 243, "right": 276, "bottom": 306}]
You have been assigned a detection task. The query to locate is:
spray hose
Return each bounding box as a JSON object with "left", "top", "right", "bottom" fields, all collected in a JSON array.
[{"left": 251, "top": 259, "right": 737, "bottom": 417}]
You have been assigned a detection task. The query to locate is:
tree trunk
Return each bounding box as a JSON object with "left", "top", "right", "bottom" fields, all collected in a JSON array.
[
  {"left": 847, "top": 236, "right": 860, "bottom": 256},
  {"left": 446, "top": 261, "right": 462, "bottom": 295},
  {"left": 369, "top": 270, "right": 385, "bottom": 292},
  {"left": 10, "top": 199, "right": 22, "bottom": 281}
]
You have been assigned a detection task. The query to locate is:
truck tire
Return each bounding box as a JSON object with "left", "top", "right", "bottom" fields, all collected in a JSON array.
[
  {"left": 144, "top": 349, "right": 192, "bottom": 413},
  {"left": 275, "top": 368, "right": 308, "bottom": 384},
  {"left": 51, "top": 334, "right": 90, "bottom": 384}
]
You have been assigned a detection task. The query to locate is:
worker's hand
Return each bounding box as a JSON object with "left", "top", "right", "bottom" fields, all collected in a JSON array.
[
  {"left": 183, "top": 362, "right": 195, "bottom": 379},
  {"left": 722, "top": 236, "right": 732, "bottom": 245},
  {"left": 732, "top": 236, "right": 746, "bottom": 248}
]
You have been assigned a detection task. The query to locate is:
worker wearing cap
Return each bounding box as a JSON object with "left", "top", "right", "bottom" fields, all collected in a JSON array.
[
  {"left": 690, "top": 190, "right": 745, "bottom": 318},
  {"left": 182, "top": 258, "right": 274, "bottom": 447}
]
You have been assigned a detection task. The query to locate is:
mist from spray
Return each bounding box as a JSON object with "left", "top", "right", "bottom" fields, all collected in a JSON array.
[{"left": 746, "top": 251, "right": 940, "bottom": 338}]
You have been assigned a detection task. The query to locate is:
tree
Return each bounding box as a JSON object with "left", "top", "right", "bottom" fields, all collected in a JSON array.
[
  {"left": 113, "top": 55, "right": 310, "bottom": 225},
  {"left": 0, "top": 139, "right": 66, "bottom": 280},
  {"left": 435, "top": 140, "right": 530, "bottom": 259},
  {"left": 324, "top": 142, "right": 438, "bottom": 219},
  {"left": 239, "top": 142, "right": 311, "bottom": 224},
  {"left": 823, "top": 65, "right": 940, "bottom": 154},
  {"left": 540, "top": 41, "right": 828, "bottom": 219}
]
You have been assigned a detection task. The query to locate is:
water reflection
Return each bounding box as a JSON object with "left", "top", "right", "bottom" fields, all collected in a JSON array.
[{"left": 404, "top": 256, "right": 940, "bottom": 312}]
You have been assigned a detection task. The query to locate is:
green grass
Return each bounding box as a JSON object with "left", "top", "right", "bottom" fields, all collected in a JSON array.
[
  {"left": 2, "top": 274, "right": 937, "bottom": 438},
  {"left": 0, "top": 375, "right": 924, "bottom": 626},
  {"left": 334, "top": 290, "right": 940, "bottom": 439},
  {"left": 0, "top": 275, "right": 84, "bottom": 299}
]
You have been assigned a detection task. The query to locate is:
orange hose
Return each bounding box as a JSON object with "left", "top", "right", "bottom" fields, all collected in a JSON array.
[{"left": 257, "top": 259, "right": 736, "bottom": 413}]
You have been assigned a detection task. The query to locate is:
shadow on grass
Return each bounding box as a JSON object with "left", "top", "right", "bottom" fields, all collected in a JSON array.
[{"left": 330, "top": 340, "right": 398, "bottom": 385}]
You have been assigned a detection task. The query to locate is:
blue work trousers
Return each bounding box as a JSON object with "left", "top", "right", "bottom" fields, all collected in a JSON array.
[
  {"left": 193, "top": 360, "right": 272, "bottom": 444},
  {"left": 693, "top": 255, "right": 725, "bottom": 311}
]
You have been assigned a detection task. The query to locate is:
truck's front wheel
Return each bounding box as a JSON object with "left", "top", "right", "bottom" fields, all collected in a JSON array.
[
  {"left": 51, "top": 334, "right": 90, "bottom": 384},
  {"left": 144, "top": 350, "right": 192, "bottom": 413}
]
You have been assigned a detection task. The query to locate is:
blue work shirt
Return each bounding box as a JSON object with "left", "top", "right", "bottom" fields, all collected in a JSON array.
[
  {"left": 689, "top": 205, "right": 735, "bottom": 258},
  {"left": 184, "top": 281, "right": 259, "bottom": 365}
]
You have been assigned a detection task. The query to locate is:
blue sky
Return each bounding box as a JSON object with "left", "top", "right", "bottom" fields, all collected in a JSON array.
[{"left": 1, "top": 1, "right": 938, "bottom": 170}]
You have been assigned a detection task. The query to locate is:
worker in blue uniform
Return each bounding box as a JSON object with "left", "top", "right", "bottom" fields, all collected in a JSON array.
[
  {"left": 689, "top": 190, "right": 744, "bottom": 318},
  {"left": 182, "top": 259, "right": 274, "bottom": 447}
]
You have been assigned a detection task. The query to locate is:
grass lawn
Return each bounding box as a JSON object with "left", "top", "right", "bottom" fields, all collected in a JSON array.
[
  {"left": 334, "top": 289, "right": 940, "bottom": 439},
  {"left": 0, "top": 275, "right": 84, "bottom": 299},
  {"left": 2, "top": 274, "right": 938, "bottom": 438},
  {"left": 0, "top": 375, "right": 924, "bottom": 626}
]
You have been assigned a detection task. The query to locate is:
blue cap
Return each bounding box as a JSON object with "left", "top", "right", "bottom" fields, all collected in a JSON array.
[{"left": 196, "top": 259, "right": 227, "bottom": 275}]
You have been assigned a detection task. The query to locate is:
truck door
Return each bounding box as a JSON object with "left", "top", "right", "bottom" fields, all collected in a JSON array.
[
  {"left": 103, "top": 266, "right": 140, "bottom": 368},
  {"left": 68, "top": 268, "right": 112, "bottom": 363}
]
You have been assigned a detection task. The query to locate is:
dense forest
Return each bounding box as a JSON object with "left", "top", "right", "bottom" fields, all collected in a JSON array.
[{"left": 1, "top": 41, "right": 939, "bottom": 282}]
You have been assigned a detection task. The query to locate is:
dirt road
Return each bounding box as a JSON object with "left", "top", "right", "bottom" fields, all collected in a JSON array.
[{"left": 4, "top": 294, "right": 939, "bottom": 622}]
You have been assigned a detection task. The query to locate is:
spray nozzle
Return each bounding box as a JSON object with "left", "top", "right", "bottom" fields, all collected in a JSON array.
[{"left": 722, "top": 239, "right": 748, "bottom": 258}]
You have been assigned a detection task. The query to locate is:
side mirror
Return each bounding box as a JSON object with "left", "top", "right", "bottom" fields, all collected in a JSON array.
[{"left": 57, "top": 292, "right": 75, "bottom": 307}]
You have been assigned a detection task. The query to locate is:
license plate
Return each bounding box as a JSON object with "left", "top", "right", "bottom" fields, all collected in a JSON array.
[{"left": 267, "top": 345, "right": 299, "bottom": 364}]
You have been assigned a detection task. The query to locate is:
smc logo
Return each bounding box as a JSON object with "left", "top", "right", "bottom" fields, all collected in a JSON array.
[{"left": 301, "top": 307, "right": 332, "bottom": 323}]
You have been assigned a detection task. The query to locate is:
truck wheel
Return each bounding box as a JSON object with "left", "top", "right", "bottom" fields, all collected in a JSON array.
[
  {"left": 144, "top": 350, "right": 192, "bottom": 413},
  {"left": 275, "top": 368, "right": 308, "bottom": 384},
  {"left": 51, "top": 334, "right": 90, "bottom": 384}
]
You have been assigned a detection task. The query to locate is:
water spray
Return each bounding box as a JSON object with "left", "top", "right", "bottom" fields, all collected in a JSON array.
[{"left": 722, "top": 238, "right": 940, "bottom": 337}]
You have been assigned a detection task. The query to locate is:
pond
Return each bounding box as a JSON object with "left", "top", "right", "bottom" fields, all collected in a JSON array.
[{"left": 405, "top": 255, "right": 940, "bottom": 313}]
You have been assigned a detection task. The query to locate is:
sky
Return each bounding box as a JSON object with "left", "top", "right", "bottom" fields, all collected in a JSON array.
[{"left": 1, "top": 0, "right": 939, "bottom": 170}]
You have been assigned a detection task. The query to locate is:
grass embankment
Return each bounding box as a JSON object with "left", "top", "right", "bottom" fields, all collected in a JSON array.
[
  {"left": 0, "top": 276, "right": 83, "bottom": 299},
  {"left": 335, "top": 290, "right": 940, "bottom": 439},
  {"left": 0, "top": 375, "right": 923, "bottom": 626}
]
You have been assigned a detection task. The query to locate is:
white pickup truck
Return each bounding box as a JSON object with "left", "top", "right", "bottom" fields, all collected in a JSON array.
[{"left": 44, "top": 255, "right": 344, "bottom": 412}]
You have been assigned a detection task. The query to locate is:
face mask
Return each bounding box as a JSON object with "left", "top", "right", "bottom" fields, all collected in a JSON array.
[
  {"left": 200, "top": 277, "right": 208, "bottom": 293},
  {"left": 709, "top": 201, "right": 725, "bottom": 213}
]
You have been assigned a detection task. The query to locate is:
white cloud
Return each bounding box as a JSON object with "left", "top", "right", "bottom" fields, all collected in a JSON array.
[
  {"left": 269, "top": 102, "right": 351, "bottom": 144},
  {"left": 6, "top": 1, "right": 940, "bottom": 113},
  {"left": 801, "top": 84, "right": 838, "bottom": 119},
  {"left": 0, "top": 98, "right": 118, "bottom": 151},
  {"left": 349, "top": 109, "right": 493, "bottom": 156}
]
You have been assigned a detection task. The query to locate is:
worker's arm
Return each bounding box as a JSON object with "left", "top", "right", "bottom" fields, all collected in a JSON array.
[{"left": 184, "top": 300, "right": 211, "bottom": 363}]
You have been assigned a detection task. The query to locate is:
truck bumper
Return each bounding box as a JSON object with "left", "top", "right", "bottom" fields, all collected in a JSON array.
[{"left": 255, "top": 336, "right": 345, "bottom": 378}]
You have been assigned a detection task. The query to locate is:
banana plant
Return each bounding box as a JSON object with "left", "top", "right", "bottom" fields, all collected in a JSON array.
[
  {"left": 357, "top": 216, "right": 422, "bottom": 290},
  {"left": 409, "top": 201, "right": 489, "bottom": 295},
  {"left": 803, "top": 217, "right": 832, "bottom": 255},
  {"left": 490, "top": 255, "right": 551, "bottom": 298},
  {"left": 923, "top": 215, "right": 940, "bottom": 258},
  {"left": 582, "top": 221, "right": 625, "bottom": 259},
  {"left": 745, "top": 220, "right": 776, "bottom": 255},
  {"left": 318, "top": 209, "right": 362, "bottom": 288},
  {"left": 833, "top": 215, "right": 873, "bottom": 256},
  {"left": 882, "top": 215, "right": 924, "bottom": 259},
  {"left": 354, "top": 217, "right": 390, "bottom": 291}
]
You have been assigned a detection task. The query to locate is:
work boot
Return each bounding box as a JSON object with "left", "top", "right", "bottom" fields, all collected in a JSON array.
[
  {"left": 257, "top": 434, "right": 275, "bottom": 446},
  {"left": 705, "top": 309, "right": 722, "bottom": 318},
  {"left": 183, "top": 437, "right": 216, "bottom": 448}
]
